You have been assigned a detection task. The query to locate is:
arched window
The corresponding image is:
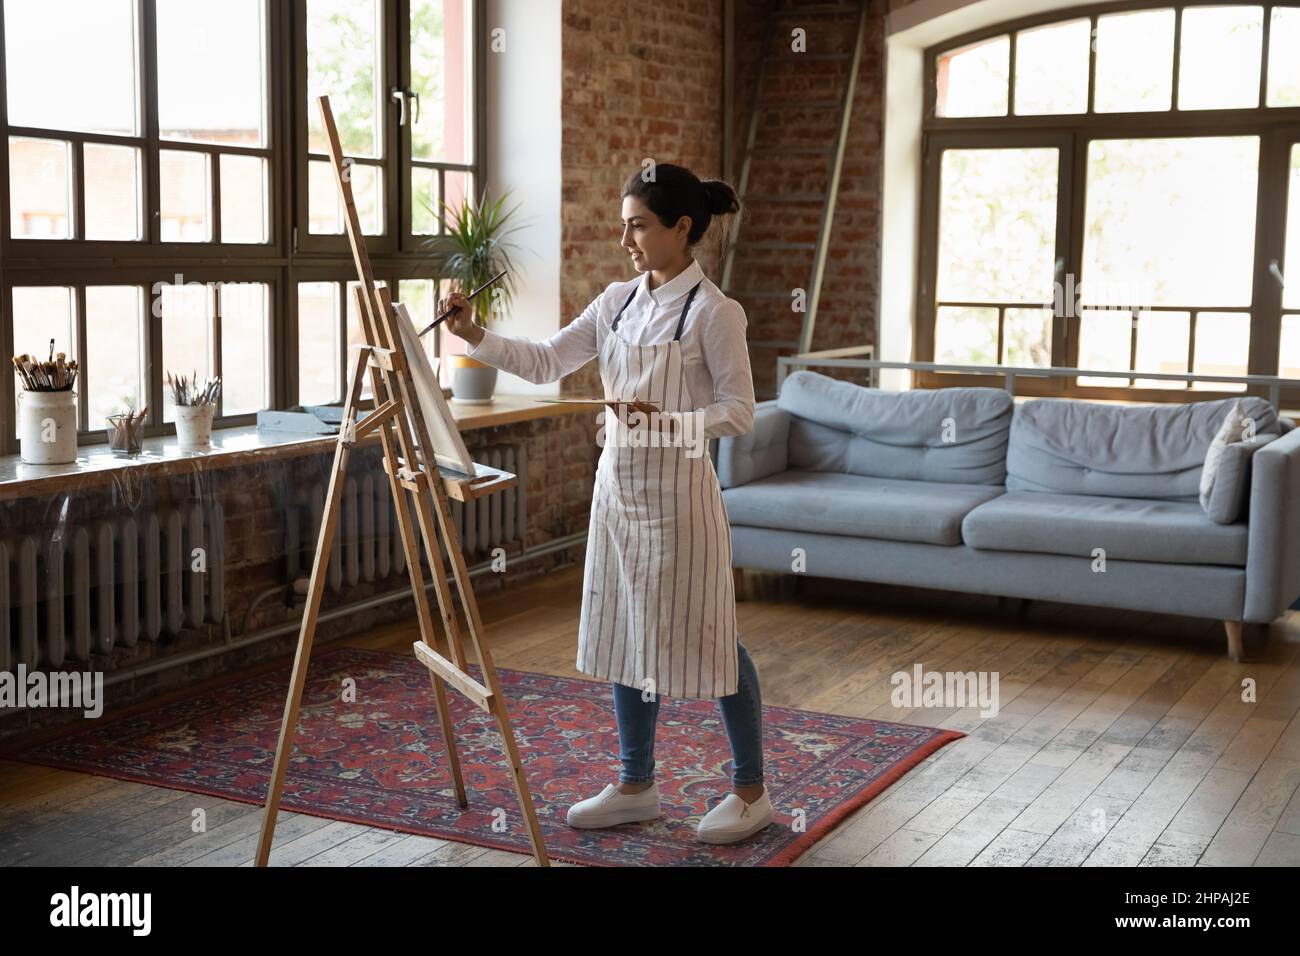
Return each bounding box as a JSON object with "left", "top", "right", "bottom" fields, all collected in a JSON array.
[{"left": 918, "top": 2, "right": 1300, "bottom": 403}]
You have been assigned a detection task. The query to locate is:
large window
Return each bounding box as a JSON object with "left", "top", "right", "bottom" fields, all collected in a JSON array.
[
  {"left": 0, "top": 0, "right": 483, "bottom": 454},
  {"left": 920, "top": 3, "right": 1300, "bottom": 403}
]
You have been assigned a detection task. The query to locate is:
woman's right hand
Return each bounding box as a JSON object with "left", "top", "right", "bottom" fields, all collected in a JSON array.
[{"left": 437, "top": 292, "right": 484, "bottom": 346}]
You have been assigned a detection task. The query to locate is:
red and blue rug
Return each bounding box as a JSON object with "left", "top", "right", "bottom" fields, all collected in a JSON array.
[{"left": 3, "top": 646, "right": 964, "bottom": 866}]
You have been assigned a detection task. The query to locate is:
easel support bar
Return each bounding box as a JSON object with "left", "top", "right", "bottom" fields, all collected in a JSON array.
[{"left": 412, "top": 640, "right": 494, "bottom": 712}]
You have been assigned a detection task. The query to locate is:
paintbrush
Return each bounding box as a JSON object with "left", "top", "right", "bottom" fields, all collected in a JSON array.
[{"left": 418, "top": 269, "right": 507, "bottom": 338}]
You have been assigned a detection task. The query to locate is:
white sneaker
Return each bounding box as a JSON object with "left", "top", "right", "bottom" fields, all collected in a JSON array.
[
  {"left": 565, "top": 782, "right": 662, "bottom": 829},
  {"left": 696, "top": 787, "right": 774, "bottom": 844}
]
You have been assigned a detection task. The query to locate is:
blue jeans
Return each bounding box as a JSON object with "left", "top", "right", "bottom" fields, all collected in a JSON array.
[{"left": 611, "top": 641, "right": 764, "bottom": 788}]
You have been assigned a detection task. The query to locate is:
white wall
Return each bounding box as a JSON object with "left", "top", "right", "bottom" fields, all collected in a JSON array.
[
  {"left": 481, "top": 0, "right": 563, "bottom": 396},
  {"left": 879, "top": 0, "right": 1122, "bottom": 390}
]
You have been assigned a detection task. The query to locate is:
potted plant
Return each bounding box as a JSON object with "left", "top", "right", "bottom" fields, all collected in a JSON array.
[{"left": 422, "top": 187, "right": 523, "bottom": 404}]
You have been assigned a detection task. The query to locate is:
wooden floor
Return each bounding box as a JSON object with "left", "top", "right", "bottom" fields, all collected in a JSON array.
[{"left": 3, "top": 565, "right": 1300, "bottom": 867}]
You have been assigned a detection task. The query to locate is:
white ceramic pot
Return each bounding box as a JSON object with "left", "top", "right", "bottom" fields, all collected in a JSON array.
[
  {"left": 174, "top": 403, "right": 216, "bottom": 449},
  {"left": 18, "top": 389, "right": 78, "bottom": 465}
]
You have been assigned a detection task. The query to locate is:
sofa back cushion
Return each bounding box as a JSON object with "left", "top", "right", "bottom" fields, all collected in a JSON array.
[
  {"left": 776, "top": 371, "right": 1013, "bottom": 485},
  {"left": 1005, "top": 396, "right": 1283, "bottom": 501}
]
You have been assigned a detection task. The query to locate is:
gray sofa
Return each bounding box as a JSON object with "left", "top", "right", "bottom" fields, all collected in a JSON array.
[{"left": 717, "top": 370, "right": 1300, "bottom": 660}]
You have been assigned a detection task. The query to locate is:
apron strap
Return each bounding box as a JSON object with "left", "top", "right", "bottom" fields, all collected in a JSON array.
[
  {"left": 610, "top": 286, "right": 638, "bottom": 332},
  {"left": 673, "top": 281, "right": 704, "bottom": 341}
]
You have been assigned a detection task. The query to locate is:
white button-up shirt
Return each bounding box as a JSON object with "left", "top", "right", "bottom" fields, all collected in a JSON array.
[{"left": 466, "top": 257, "right": 756, "bottom": 439}]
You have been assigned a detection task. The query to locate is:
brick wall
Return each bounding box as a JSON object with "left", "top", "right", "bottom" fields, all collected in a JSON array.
[
  {"left": 727, "top": 0, "right": 895, "bottom": 398},
  {"left": 557, "top": 0, "right": 922, "bottom": 401},
  {"left": 560, "top": 0, "right": 728, "bottom": 398}
]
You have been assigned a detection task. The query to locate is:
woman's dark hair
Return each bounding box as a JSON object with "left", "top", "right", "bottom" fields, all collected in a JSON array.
[{"left": 621, "top": 163, "right": 741, "bottom": 246}]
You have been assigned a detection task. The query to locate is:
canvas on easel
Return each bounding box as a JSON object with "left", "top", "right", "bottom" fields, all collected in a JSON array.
[
  {"left": 253, "top": 94, "right": 549, "bottom": 868},
  {"left": 392, "top": 300, "right": 476, "bottom": 477}
]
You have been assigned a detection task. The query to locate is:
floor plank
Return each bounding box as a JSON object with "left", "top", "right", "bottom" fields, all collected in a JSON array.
[{"left": 3, "top": 565, "right": 1298, "bottom": 867}]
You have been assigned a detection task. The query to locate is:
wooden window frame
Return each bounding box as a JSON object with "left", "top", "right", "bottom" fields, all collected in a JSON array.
[
  {"left": 917, "top": 0, "right": 1300, "bottom": 405},
  {"left": 0, "top": 0, "right": 486, "bottom": 456}
]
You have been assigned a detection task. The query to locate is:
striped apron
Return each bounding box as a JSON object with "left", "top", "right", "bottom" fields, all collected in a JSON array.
[{"left": 575, "top": 280, "right": 740, "bottom": 699}]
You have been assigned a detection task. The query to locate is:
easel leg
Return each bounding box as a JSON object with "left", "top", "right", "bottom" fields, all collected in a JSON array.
[
  {"left": 351, "top": 284, "right": 469, "bottom": 809},
  {"left": 255, "top": 348, "right": 368, "bottom": 867},
  {"left": 424, "top": 484, "right": 552, "bottom": 866}
]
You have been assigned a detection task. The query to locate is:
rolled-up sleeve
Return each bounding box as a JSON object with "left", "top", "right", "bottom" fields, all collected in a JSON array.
[
  {"left": 465, "top": 288, "right": 605, "bottom": 385},
  {"left": 698, "top": 298, "right": 756, "bottom": 439}
]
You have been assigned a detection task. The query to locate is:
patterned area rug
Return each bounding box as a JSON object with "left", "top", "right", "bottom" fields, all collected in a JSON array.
[{"left": 3, "top": 646, "right": 965, "bottom": 866}]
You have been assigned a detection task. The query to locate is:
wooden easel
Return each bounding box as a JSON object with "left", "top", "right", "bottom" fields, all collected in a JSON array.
[{"left": 254, "top": 95, "right": 549, "bottom": 867}]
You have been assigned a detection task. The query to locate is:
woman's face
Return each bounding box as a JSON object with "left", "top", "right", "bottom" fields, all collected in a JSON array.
[{"left": 621, "top": 195, "right": 689, "bottom": 273}]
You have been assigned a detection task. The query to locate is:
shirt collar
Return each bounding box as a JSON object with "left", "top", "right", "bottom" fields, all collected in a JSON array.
[{"left": 641, "top": 257, "right": 704, "bottom": 308}]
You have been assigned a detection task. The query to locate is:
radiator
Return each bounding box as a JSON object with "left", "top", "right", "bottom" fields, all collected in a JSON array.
[
  {"left": 0, "top": 502, "right": 227, "bottom": 672},
  {"left": 284, "top": 443, "right": 528, "bottom": 590}
]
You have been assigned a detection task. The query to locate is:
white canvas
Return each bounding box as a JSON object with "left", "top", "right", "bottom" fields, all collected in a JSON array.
[{"left": 393, "top": 301, "right": 477, "bottom": 477}]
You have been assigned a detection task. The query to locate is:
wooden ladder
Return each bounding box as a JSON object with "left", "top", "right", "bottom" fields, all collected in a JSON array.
[{"left": 721, "top": 0, "right": 871, "bottom": 368}]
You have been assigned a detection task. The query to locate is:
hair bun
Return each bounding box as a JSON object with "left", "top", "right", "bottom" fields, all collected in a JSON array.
[{"left": 701, "top": 179, "right": 740, "bottom": 217}]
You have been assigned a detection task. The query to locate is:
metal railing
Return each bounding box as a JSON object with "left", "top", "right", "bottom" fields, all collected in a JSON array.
[{"left": 776, "top": 345, "right": 1300, "bottom": 411}]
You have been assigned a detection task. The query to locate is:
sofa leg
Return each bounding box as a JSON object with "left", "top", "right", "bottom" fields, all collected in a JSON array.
[
  {"left": 733, "top": 567, "right": 745, "bottom": 601},
  {"left": 1224, "top": 620, "right": 1244, "bottom": 662},
  {"left": 999, "top": 596, "right": 1030, "bottom": 618}
]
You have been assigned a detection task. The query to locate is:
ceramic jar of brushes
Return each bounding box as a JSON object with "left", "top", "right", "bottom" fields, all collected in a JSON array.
[
  {"left": 18, "top": 388, "right": 78, "bottom": 464},
  {"left": 174, "top": 404, "right": 215, "bottom": 449},
  {"left": 166, "top": 371, "right": 221, "bottom": 450}
]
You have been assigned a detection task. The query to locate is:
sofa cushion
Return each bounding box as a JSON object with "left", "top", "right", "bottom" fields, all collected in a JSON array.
[
  {"left": 1005, "top": 395, "right": 1282, "bottom": 501},
  {"left": 1204, "top": 434, "right": 1278, "bottom": 524},
  {"left": 723, "top": 470, "right": 1005, "bottom": 546},
  {"left": 777, "top": 371, "right": 1013, "bottom": 485},
  {"left": 961, "top": 490, "right": 1248, "bottom": 566}
]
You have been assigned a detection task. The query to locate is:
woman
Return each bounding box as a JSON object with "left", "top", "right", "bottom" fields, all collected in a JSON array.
[{"left": 438, "top": 164, "right": 769, "bottom": 845}]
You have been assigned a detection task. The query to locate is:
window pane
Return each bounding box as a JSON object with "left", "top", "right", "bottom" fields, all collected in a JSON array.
[
  {"left": 443, "top": 169, "right": 474, "bottom": 233},
  {"left": 84, "top": 143, "right": 141, "bottom": 241},
  {"left": 1133, "top": 311, "right": 1189, "bottom": 388},
  {"left": 398, "top": 279, "right": 439, "bottom": 367},
  {"left": 309, "top": 159, "right": 381, "bottom": 235},
  {"left": 160, "top": 283, "right": 214, "bottom": 423},
  {"left": 307, "top": 0, "right": 382, "bottom": 158},
  {"left": 1082, "top": 137, "right": 1259, "bottom": 308},
  {"left": 308, "top": 159, "right": 342, "bottom": 234},
  {"left": 1003, "top": 309, "right": 1052, "bottom": 366},
  {"left": 1077, "top": 308, "right": 1133, "bottom": 387},
  {"left": 220, "top": 283, "right": 269, "bottom": 414},
  {"left": 345, "top": 280, "right": 387, "bottom": 400},
  {"left": 160, "top": 150, "right": 212, "bottom": 242},
  {"left": 1014, "top": 19, "right": 1089, "bottom": 115},
  {"left": 1192, "top": 312, "right": 1249, "bottom": 391},
  {"left": 1095, "top": 9, "right": 1175, "bottom": 113},
  {"left": 411, "top": 0, "right": 472, "bottom": 164},
  {"left": 354, "top": 165, "right": 383, "bottom": 235},
  {"left": 1280, "top": 314, "right": 1300, "bottom": 377},
  {"left": 935, "top": 306, "right": 998, "bottom": 365},
  {"left": 935, "top": 34, "right": 1009, "bottom": 117},
  {"left": 937, "top": 148, "right": 1058, "bottom": 302},
  {"left": 12, "top": 287, "right": 77, "bottom": 434},
  {"left": 4, "top": 0, "right": 138, "bottom": 135},
  {"left": 157, "top": 0, "right": 266, "bottom": 146},
  {"left": 298, "top": 282, "right": 341, "bottom": 405},
  {"left": 1267, "top": 7, "right": 1300, "bottom": 107},
  {"left": 1285, "top": 144, "right": 1300, "bottom": 311},
  {"left": 1178, "top": 6, "right": 1263, "bottom": 110},
  {"left": 220, "top": 154, "right": 268, "bottom": 243},
  {"left": 413, "top": 167, "right": 439, "bottom": 234},
  {"left": 9, "top": 137, "right": 72, "bottom": 239},
  {"left": 86, "top": 286, "right": 144, "bottom": 425}
]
